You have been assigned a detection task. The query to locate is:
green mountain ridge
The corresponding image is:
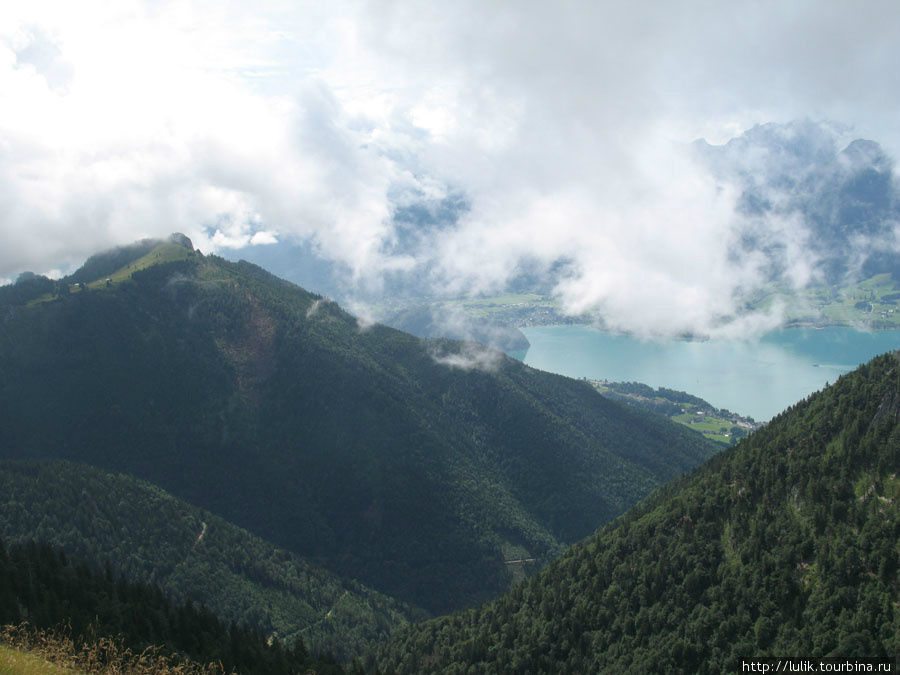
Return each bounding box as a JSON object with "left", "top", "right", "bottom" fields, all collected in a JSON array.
[
  {"left": 0, "top": 459, "right": 413, "bottom": 662},
  {"left": 0, "top": 240, "right": 718, "bottom": 617},
  {"left": 372, "top": 352, "right": 900, "bottom": 672},
  {"left": 67, "top": 233, "right": 194, "bottom": 285}
]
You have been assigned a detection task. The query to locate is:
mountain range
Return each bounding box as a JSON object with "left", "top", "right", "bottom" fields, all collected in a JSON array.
[
  {"left": 2, "top": 234, "right": 899, "bottom": 671},
  {"left": 0, "top": 235, "right": 717, "bottom": 657},
  {"left": 693, "top": 120, "right": 900, "bottom": 286}
]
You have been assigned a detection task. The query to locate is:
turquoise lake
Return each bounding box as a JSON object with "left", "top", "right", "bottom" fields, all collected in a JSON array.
[{"left": 518, "top": 325, "right": 900, "bottom": 421}]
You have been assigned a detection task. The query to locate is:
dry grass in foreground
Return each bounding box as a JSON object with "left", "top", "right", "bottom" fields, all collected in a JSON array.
[
  {"left": 0, "top": 623, "right": 228, "bottom": 674},
  {"left": 0, "top": 642, "right": 76, "bottom": 674}
]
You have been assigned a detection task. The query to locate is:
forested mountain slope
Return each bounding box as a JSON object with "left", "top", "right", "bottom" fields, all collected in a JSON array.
[
  {"left": 0, "top": 537, "right": 341, "bottom": 675},
  {"left": 0, "top": 239, "right": 717, "bottom": 614},
  {"left": 0, "top": 459, "right": 413, "bottom": 661},
  {"left": 372, "top": 353, "right": 900, "bottom": 673}
]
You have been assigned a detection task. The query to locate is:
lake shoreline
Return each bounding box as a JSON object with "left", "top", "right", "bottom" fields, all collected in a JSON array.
[
  {"left": 513, "top": 318, "right": 900, "bottom": 344},
  {"left": 516, "top": 324, "right": 900, "bottom": 421}
]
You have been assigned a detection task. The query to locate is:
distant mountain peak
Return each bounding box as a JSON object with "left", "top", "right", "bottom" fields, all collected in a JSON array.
[
  {"left": 840, "top": 138, "right": 892, "bottom": 172},
  {"left": 168, "top": 232, "right": 193, "bottom": 250},
  {"left": 692, "top": 119, "right": 900, "bottom": 285}
]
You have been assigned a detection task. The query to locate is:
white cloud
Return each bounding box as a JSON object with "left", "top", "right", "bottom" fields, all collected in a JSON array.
[
  {"left": 430, "top": 341, "right": 503, "bottom": 373},
  {"left": 305, "top": 298, "right": 324, "bottom": 319},
  {"left": 2, "top": 0, "right": 900, "bottom": 337},
  {"left": 249, "top": 231, "right": 278, "bottom": 246},
  {"left": 0, "top": 0, "right": 397, "bottom": 279}
]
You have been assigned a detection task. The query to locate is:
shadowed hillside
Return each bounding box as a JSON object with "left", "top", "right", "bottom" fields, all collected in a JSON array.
[
  {"left": 0, "top": 459, "right": 414, "bottom": 661},
  {"left": 372, "top": 353, "right": 900, "bottom": 672}
]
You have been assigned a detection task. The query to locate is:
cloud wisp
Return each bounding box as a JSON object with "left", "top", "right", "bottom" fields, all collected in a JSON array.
[{"left": 429, "top": 341, "right": 504, "bottom": 373}]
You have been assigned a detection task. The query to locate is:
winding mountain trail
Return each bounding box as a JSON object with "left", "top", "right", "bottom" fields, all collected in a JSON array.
[
  {"left": 300, "top": 591, "right": 350, "bottom": 633},
  {"left": 195, "top": 521, "right": 207, "bottom": 544}
]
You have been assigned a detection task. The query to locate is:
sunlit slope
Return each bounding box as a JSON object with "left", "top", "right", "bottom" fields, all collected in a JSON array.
[
  {"left": 372, "top": 353, "right": 900, "bottom": 673},
  {"left": 0, "top": 246, "right": 718, "bottom": 614}
]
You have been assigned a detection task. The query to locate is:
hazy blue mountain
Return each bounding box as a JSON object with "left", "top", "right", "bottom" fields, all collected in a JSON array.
[
  {"left": 221, "top": 193, "right": 471, "bottom": 305},
  {"left": 693, "top": 120, "right": 900, "bottom": 284},
  {"left": 230, "top": 121, "right": 900, "bottom": 338},
  {"left": 219, "top": 236, "right": 348, "bottom": 301}
]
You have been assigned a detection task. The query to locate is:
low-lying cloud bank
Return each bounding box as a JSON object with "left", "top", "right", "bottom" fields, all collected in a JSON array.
[{"left": 429, "top": 341, "right": 504, "bottom": 373}]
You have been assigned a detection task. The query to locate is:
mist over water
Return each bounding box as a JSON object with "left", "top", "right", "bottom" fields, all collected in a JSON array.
[{"left": 519, "top": 326, "right": 900, "bottom": 421}]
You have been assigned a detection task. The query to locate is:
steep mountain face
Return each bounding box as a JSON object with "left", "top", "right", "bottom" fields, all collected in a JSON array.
[
  {"left": 373, "top": 353, "right": 900, "bottom": 672},
  {"left": 693, "top": 120, "right": 900, "bottom": 285},
  {"left": 0, "top": 459, "right": 413, "bottom": 661},
  {"left": 0, "top": 243, "right": 718, "bottom": 615}
]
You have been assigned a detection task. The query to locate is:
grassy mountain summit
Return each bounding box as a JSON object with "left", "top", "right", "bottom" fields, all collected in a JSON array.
[
  {"left": 0, "top": 238, "right": 718, "bottom": 615},
  {"left": 372, "top": 353, "right": 900, "bottom": 673}
]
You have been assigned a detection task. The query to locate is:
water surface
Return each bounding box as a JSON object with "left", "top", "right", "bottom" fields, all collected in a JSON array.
[{"left": 519, "top": 325, "right": 900, "bottom": 421}]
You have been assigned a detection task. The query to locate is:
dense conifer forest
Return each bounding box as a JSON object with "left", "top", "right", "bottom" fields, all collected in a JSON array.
[
  {"left": 0, "top": 537, "right": 345, "bottom": 674},
  {"left": 371, "top": 353, "right": 900, "bottom": 672},
  {"left": 0, "top": 460, "right": 414, "bottom": 661}
]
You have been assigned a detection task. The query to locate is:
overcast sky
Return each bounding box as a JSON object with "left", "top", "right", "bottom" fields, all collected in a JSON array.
[{"left": 3, "top": 0, "right": 900, "bottom": 336}]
